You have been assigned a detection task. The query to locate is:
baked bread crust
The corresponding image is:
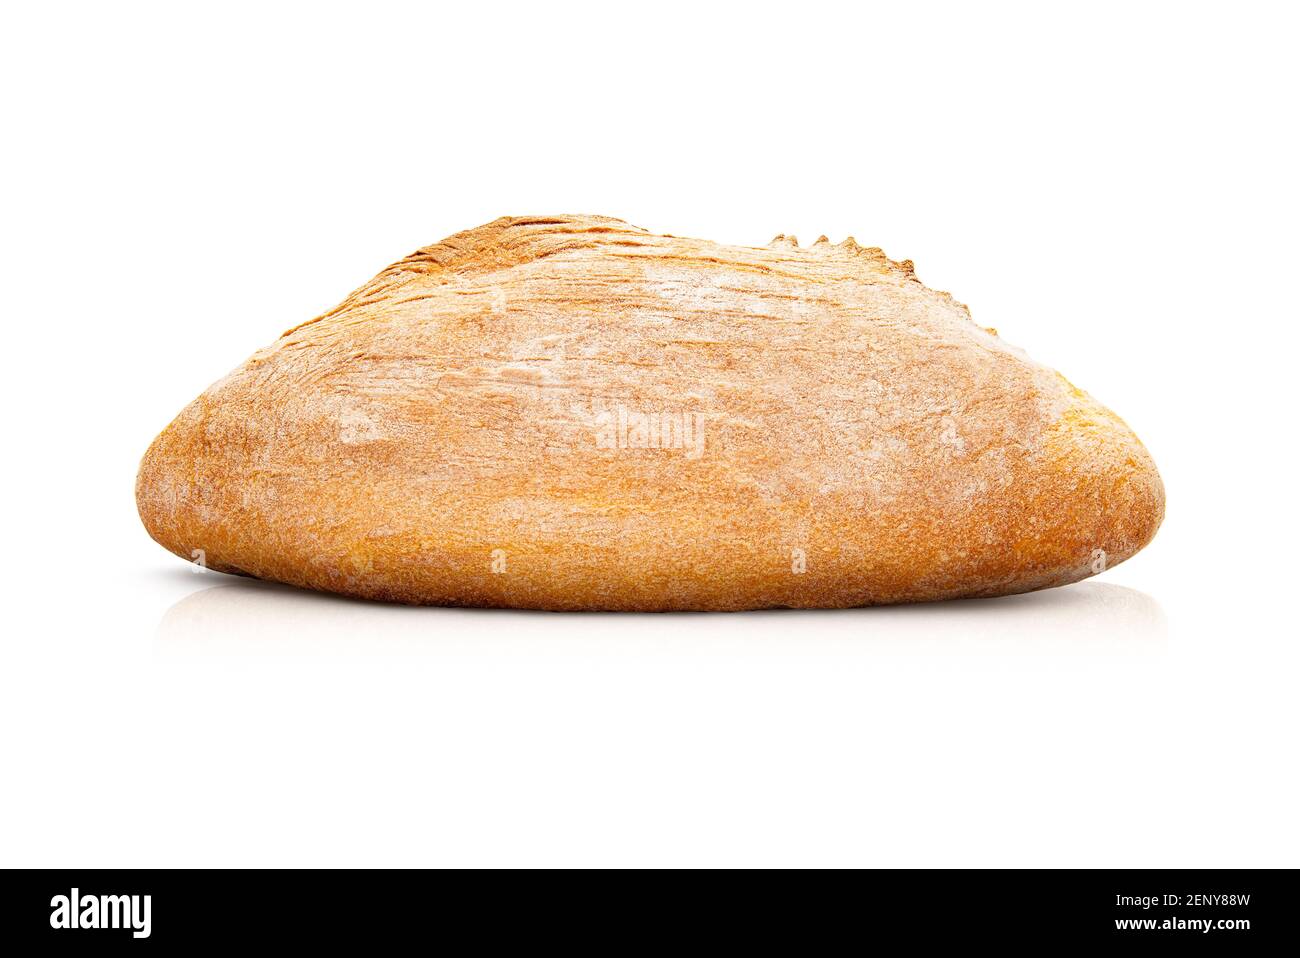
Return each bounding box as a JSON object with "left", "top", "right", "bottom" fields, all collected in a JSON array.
[{"left": 136, "top": 215, "right": 1164, "bottom": 610}]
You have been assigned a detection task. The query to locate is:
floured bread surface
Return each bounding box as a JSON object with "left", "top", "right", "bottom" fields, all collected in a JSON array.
[{"left": 136, "top": 215, "right": 1164, "bottom": 610}]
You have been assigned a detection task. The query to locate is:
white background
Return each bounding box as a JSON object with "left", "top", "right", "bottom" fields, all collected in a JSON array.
[{"left": 2, "top": 2, "right": 1297, "bottom": 867}]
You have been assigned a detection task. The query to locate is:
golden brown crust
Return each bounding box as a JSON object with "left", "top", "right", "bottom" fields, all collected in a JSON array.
[{"left": 136, "top": 215, "right": 1164, "bottom": 610}]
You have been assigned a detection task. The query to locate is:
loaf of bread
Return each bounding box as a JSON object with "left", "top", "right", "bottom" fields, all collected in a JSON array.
[{"left": 137, "top": 215, "right": 1163, "bottom": 610}]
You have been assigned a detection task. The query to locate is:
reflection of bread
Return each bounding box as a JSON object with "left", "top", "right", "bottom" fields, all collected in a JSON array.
[{"left": 136, "top": 215, "right": 1164, "bottom": 610}]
